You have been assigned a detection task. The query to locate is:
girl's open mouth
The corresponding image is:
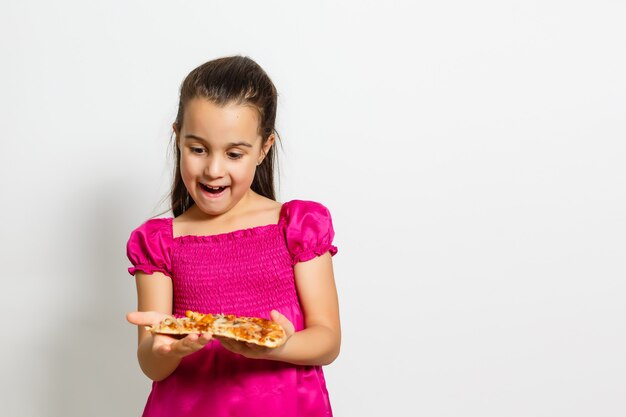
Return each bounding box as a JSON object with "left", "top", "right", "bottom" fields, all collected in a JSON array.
[{"left": 200, "top": 183, "right": 228, "bottom": 197}]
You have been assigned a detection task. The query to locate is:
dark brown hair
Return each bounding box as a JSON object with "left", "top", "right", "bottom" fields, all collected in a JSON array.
[{"left": 169, "top": 56, "right": 279, "bottom": 217}]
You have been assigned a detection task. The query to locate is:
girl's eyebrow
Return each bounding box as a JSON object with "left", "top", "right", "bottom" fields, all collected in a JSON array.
[{"left": 184, "top": 134, "right": 253, "bottom": 148}]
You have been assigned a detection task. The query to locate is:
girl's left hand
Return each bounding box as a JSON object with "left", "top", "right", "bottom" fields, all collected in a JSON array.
[{"left": 218, "top": 310, "right": 295, "bottom": 360}]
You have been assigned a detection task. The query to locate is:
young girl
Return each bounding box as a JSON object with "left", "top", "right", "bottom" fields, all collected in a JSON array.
[{"left": 125, "top": 56, "right": 341, "bottom": 417}]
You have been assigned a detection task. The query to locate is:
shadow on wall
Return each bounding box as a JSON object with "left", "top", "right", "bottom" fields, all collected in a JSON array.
[{"left": 45, "top": 180, "right": 158, "bottom": 417}]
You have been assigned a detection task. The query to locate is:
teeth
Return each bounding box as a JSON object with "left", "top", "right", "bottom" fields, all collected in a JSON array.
[{"left": 202, "top": 184, "right": 228, "bottom": 195}]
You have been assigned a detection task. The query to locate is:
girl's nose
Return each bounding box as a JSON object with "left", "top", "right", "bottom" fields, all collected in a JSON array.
[{"left": 205, "top": 156, "right": 225, "bottom": 178}]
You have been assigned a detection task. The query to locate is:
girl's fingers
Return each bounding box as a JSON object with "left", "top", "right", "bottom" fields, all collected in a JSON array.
[
  {"left": 154, "top": 333, "right": 212, "bottom": 358},
  {"left": 219, "top": 338, "right": 245, "bottom": 354},
  {"left": 217, "top": 338, "right": 266, "bottom": 359},
  {"left": 157, "top": 344, "right": 172, "bottom": 355},
  {"left": 126, "top": 311, "right": 169, "bottom": 326},
  {"left": 270, "top": 310, "right": 295, "bottom": 336},
  {"left": 174, "top": 334, "right": 212, "bottom": 355},
  {"left": 219, "top": 338, "right": 237, "bottom": 352}
]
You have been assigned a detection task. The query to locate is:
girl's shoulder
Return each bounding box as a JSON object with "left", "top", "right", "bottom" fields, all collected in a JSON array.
[
  {"left": 279, "top": 199, "right": 333, "bottom": 219},
  {"left": 129, "top": 217, "right": 173, "bottom": 240},
  {"left": 279, "top": 199, "right": 338, "bottom": 264},
  {"left": 280, "top": 199, "right": 324, "bottom": 209},
  {"left": 126, "top": 217, "right": 174, "bottom": 277}
]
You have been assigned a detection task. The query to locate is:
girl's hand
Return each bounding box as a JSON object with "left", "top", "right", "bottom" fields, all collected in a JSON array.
[
  {"left": 217, "top": 310, "right": 295, "bottom": 360},
  {"left": 126, "top": 311, "right": 212, "bottom": 359}
]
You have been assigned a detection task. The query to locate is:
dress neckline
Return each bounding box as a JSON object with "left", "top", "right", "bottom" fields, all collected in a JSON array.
[{"left": 168, "top": 202, "right": 287, "bottom": 242}]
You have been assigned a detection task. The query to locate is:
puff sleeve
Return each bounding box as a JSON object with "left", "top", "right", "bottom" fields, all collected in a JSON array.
[
  {"left": 280, "top": 200, "right": 338, "bottom": 265},
  {"left": 126, "top": 218, "right": 173, "bottom": 277}
]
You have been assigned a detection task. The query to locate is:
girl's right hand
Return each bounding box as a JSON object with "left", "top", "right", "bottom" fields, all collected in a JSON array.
[{"left": 126, "top": 311, "right": 212, "bottom": 358}]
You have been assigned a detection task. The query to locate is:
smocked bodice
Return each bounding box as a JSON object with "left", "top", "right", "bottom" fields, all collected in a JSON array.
[{"left": 171, "top": 223, "right": 298, "bottom": 317}]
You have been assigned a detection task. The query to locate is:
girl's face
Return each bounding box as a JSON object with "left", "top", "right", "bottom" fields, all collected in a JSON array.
[{"left": 175, "top": 98, "right": 274, "bottom": 218}]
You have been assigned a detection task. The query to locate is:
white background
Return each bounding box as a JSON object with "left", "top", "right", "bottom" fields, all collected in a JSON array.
[{"left": 1, "top": 1, "right": 625, "bottom": 416}]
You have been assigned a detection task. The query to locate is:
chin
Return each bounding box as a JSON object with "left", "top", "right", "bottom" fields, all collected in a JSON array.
[{"left": 196, "top": 198, "right": 244, "bottom": 217}]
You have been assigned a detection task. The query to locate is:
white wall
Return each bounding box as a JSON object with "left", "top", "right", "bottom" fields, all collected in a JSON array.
[{"left": 1, "top": 1, "right": 625, "bottom": 416}]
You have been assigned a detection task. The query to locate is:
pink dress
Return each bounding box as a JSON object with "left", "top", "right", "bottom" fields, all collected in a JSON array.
[{"left": 126, "top": 200, "right": 338, "bottom": 417}]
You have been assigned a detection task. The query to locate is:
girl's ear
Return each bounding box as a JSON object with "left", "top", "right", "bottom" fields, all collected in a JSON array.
[
  {"left": 260, "top": 134, "right": 275, "bottom": 160},
  {"left": 173, "top": 123, "right": 181, "bottom": 149}
]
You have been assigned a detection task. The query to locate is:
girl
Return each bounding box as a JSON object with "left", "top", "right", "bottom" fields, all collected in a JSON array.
[{"left": 125, "top": 56, "right": 341, "bottom": 417}]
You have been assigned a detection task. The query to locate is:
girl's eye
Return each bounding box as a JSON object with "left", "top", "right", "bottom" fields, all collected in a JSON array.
[
  {"left": 227, "top": 152, "right": 243, "bottom": 160},
  {"left": 190, "top": 147, "right": 205, "bottom": 154}
]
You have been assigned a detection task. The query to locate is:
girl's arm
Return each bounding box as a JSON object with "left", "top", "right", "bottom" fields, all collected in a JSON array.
[
  {"left": 272, "top": 251, "right": 341, "bottom": 365},
  {"left": 220, "top": 252, "right": 341, "bottom": 366},
  {"left": 127, "top": 272, "right": 212, "bottom": 381}
]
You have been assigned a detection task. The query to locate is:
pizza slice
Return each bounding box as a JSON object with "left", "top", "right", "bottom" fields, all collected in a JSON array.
[{"left": 146, "top": 310, "right": 287, "bottom": 348}]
